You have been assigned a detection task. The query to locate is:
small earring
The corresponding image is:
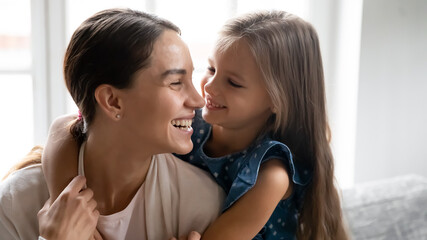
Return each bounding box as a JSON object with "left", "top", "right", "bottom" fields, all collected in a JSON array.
[
  {"left": 272, "top": 107, "right": 277, "bottom": 114},
  {"left": 116, "top": 114, "right": 121, "bottom": 119}
]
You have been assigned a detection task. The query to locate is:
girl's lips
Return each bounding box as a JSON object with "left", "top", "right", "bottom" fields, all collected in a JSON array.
[
  {"left": 205, "top": 96, "right": 226, "bottom": 110},
  {"left": 206, "top": 99, "right": 226, "bottom": 110}
]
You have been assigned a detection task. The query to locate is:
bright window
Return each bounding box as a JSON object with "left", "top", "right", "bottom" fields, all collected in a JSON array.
[{"left": 0, "top": 0, "right": 33, "bottom": 178}]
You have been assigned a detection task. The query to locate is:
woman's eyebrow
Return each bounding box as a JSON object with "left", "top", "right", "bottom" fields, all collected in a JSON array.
[{"left": 161, "top": 68, "right": 187, "bottom": 78}]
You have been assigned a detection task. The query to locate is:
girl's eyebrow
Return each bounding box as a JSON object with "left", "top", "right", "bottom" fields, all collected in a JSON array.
[
  {"left": 209, "top": 57, "right": 245, "bottom": 82},
  {"left": 225, "top": 70, "right": 244, "bottom": 82}
]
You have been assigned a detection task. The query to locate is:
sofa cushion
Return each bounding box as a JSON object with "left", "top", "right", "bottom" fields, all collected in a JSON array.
[{"left": 342, "top": 174, "right": 427, "bottom": 240}]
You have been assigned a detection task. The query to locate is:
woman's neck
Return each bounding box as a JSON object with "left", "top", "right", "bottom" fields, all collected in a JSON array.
[{"left": 83, "top": 132, "right": 153, "bottom": 215}]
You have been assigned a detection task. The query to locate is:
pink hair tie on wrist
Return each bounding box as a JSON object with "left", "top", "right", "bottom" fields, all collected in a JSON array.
[{"left": 78, "top": 110, "right": 82, "bottom": 120}]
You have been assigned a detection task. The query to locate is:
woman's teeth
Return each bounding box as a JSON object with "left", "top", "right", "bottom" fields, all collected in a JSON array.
[{"left": 171, "top": 119, "right": 192, "bottom": 129}]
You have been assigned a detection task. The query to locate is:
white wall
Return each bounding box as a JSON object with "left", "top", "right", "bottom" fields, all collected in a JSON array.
[
  {"left": 355, "top": 0, "right": 427, "bottom": 183},
  {"left": 306, "top": 0, "right": 364, "bottom": 189}
]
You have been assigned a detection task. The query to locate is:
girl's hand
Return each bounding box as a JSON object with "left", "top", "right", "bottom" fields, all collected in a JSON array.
[
  {"left": 170, "top": 231, "right": 202, "bottom": 240},
  {"left": 38, "top": 175, "right": 100, "bottom": 240}
]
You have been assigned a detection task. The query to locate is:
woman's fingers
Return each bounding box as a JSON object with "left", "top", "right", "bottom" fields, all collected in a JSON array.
[
  {"left": 187, "top": 231, "right": 201, "bottom": 240},
  {"left": 93, "top": 229, "right": 103, "bottom": 240},
  {"left": 87, "top": 198, "right": 98, "bottom": 212},
  {"left": 62, "top": 175, "right": 86, "bottom": 196},
  {"left": 79, "top": 187, "right": 94, "bottom": 202},
  {"left": 175, "top": 231, "right": 202, "bottom": 240},
  {"left": 38, "top": 175, "right": 99, "bottom": 240}
]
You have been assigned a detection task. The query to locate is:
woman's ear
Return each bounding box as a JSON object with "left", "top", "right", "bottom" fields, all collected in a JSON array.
[{"left": 94, "top": 84, "right": 123, "bottom": 120}]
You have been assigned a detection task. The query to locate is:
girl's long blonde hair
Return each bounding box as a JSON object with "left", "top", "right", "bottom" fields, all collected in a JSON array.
[
  {"left": 216, "top": 10, "right": 349, "bottom": 239},
  {"left": 2, "top": 145, "right": 43, "bottom": 181}
]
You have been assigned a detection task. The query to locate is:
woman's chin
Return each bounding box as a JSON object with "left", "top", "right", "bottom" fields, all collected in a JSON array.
[{"left": 173, "top": 142, "right": 193, "bottom": 155}]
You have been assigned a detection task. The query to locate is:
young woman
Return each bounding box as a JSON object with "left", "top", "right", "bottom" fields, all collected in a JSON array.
[{"left": 0, "top": 8, "right": 224, "bottom": 240}]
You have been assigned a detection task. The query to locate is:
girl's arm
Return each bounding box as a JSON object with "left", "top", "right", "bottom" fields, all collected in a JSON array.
[
  {"left": 42, "top": 114, "right": 79, "bottom": 202},
  {"left": 40, "top": 115, "right": 102, "bottom": 239},
  {"left": 202, "top": 159, "right": 292, "bottom": 240}
]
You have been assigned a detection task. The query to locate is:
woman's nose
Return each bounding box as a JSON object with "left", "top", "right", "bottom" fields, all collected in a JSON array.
[{"left": 187, "top": 83, "right": 205, "bottom": 109}]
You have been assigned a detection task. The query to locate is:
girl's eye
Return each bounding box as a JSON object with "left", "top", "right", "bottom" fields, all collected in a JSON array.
[
  {"left": 207, "top": 66, "right": 215, "bottom": 74},
  {"left": 228, "top": 79, "right": 242, "bottom": 88}
]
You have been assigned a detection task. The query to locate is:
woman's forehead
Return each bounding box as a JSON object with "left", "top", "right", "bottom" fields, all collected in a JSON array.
[{"left": 149, "top": 30, "right": 192, "bottom": 71}]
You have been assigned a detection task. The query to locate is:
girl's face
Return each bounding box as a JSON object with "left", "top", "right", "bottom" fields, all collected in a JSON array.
[
  {"left": 201, "top": 39, "right": 273, "bottom": 134},
  {"left": 120, "top": 30, "right": 204, "bottom": 155}
]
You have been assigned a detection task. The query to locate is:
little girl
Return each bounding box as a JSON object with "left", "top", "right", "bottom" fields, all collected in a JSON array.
[
  {"left": 176, "top": 10, "right": 349, "bottom": 239},
  {"left": 43, "top": 10, "right": 348, "bottom": 240}
]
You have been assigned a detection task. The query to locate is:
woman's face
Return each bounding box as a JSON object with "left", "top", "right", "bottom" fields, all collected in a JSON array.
[{"left": 120, "top": 30, "right": 204, "bottom": 155}]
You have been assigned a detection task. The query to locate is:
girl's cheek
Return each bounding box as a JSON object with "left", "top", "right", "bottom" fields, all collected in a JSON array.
[{"left": 200, "top": 77, "right": 209, "bottom": 98}]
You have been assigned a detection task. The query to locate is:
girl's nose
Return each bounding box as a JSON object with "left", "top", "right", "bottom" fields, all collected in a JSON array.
[{"left": 203, "top": 77, "right": 219, "bottom": 97}]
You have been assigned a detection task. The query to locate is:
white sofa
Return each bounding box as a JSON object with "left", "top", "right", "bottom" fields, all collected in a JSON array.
[{"left": 342, "top": 175, "right": 427, "bottom": 240}]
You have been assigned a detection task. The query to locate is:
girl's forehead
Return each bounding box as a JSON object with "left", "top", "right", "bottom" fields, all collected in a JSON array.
[
  {"left": 212, "top": 40, "right": 265, "bottom": 85},
  {"left": 213, "top": 39, "right": 254, "bottom": 65}
]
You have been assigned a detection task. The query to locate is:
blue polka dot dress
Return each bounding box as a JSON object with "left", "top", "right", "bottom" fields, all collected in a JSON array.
[{"left": 175, "top": 110, "right": 311, "bottom": 239}]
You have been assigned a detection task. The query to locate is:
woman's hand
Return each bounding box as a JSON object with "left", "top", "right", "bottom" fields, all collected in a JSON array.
[
  {"left": 38, "top": 175, "right": 100, "bottom": 240},
  {"left": 170, "top": 231, "right": 202, "bottom": 240}
]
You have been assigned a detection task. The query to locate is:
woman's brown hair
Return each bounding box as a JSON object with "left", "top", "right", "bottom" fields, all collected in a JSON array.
[
  {"left": 3, "top": 9, "right": 181, "bottom": 180},
  {"left": 64, "top": 8, "right": 180, "bottom": 144}
]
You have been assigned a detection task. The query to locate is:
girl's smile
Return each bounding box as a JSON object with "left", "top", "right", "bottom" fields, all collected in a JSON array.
[{"left": 205, "top": 95, "right": 227, "bottom": 110}]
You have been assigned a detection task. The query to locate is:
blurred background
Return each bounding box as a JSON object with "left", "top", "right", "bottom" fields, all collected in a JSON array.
[{"left": 0, "top": 0, "right": 426, "bottom": 189}]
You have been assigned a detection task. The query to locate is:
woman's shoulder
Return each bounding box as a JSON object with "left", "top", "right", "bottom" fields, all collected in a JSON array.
[
  {"left": 0, "top": 163, "right": 47, "bottom": 195},
  {"left": 0, "top": 163, "right": 49, "bottom": 239},
  {"left": 146, "top": 153, "right": 225, "bottom": 236}
]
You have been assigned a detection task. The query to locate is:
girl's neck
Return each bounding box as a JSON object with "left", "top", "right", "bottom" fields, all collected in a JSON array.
[
  {"left": 205, "top": 124, "right": 261, "bottom": 158},
  {"left": 83, "top": 133, "right": 153, "bottom": 215}
]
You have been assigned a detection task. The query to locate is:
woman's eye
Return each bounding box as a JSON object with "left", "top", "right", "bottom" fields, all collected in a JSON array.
[
  {"left": 170, "top": 81, "right": 182, "bottom": 87},
  {"left": 228, "top": 79, "right": 242, "bottom": 88},
  {"left": 171, "top": 81, "right": 182, "bottom": 85}
]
